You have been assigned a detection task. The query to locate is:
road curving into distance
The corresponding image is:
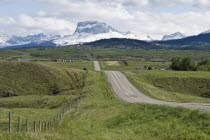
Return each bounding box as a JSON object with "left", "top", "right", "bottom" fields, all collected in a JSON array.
[
  {"left": 93, "top": 61, "right": 101, "bottom": 71},
  {"left": 93, "top": 61, "right": 210, "bottom": 112}
]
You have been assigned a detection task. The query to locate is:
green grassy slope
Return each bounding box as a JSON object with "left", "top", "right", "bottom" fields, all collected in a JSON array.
[
  {"left": 3, "top": 71, "right": 210, "bottom": 140},
  {"left": 0, "top": 61, "right": 87, "bottom": 134},
  {"left": 125, "top": 70, "right": 210, "bottom": 103},
  {"left": 0, "top": 61, "right": 85, "bottom": 96},
  {"left": 99, "top": 60, "right": 210, "bottom": 102}
]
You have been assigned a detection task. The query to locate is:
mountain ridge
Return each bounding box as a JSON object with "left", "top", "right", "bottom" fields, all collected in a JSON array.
[
  {"left": 1, "top": 21, "right": 210, "bottom": 49},
  {"left": 162, "top": 32, "right": 186, "bottom": 41}
]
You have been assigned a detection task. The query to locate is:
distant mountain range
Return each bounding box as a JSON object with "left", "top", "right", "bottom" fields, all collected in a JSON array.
[
  {"left": 0, "top": 21, "right": 210, "bottom": 49},
  {"left": 86, "top": 32, "right": 210, "bottom": 50},
  {"left": 0, "top": 21, "right": 141, "bottom": 48},
  {"left": 162, "top": 32, "right": 186, "bottom": 41},
  {"left": 54, "top": 21, "right": 141, "bottom": 46}
]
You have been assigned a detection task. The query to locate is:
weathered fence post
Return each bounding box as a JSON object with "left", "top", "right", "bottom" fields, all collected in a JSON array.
[
  {"left": 39, "top": 121, "right": 41, "bottom": 131},
  {"left": 42, "top": 122, "right": 44, "bottom": 130},
  {"left": 26, "top": 119, "right": 28, "bottom": 132},
  {"left": 18, "top": 117, "right": 21, "bottom": 132},
  {"left": 47, "top": 122, "right": 49, "bottom": 129},
  {"left": 9, "top": 112, "right": 12, "bottom": 133},
  {"left": 50, "top": 121, "right": 51, "bottom": 129},
  {"left": 34, "top": 121, "right": 36, "bottom": 132},
  {"left": 45, "top": 122, "right": 47, "bottom": 129}
]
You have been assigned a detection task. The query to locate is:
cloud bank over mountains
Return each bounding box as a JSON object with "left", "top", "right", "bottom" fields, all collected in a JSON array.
[{"left": 1, "top": 0, "right": 210, "bottom": 39}]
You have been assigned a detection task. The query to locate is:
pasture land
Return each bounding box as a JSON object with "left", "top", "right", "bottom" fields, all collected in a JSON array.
[{"left": 2, "top": 71, "right": 210, "bottom": 140}]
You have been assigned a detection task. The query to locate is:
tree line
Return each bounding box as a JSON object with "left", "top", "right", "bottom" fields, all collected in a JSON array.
[{"left": 170, "top": 57, "right": 210, "bottom": 71}]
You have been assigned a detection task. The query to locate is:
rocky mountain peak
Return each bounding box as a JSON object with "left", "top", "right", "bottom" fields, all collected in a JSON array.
[
  {"left": 74, "top": 21, "right": 118, "bottom": 35},
  {"left": 162, "top": 32, "right": 186, "bottom": 41}
]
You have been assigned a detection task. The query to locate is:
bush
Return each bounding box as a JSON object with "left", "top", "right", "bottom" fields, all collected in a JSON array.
[
  {"left": 170, "top": 57, "right": 195, "bottom": 71},
  {"left": 197, "top": 59, "right": 210, "bottom": 71}
]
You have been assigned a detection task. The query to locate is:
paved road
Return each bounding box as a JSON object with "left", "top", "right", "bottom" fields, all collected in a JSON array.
[
  {"left": 93, "top": 61, "right": 210, "bottom": 112},
  {"left": 93, "top": 61, "right": 101, "bottom": 71}
]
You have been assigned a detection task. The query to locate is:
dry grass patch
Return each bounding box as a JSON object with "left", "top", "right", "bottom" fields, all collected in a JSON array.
[{"left": 105, "top": 61, "right": 120, "bottom": 66}]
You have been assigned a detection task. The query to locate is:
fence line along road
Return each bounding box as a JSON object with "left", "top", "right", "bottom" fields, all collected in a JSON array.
[{"left": 7, "top": 69, "right": 89, "bottom": 133}]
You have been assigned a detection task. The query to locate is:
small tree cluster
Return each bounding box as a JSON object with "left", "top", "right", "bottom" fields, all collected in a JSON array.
[
  {"left": 197, "top": 59, "right": 210, "bottom": 71},
  {"left": 170, "top": 57, "right": 210, "bottom": 71}
]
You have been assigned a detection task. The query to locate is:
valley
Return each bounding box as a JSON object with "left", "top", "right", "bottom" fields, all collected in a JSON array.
[
  {"left": 2, "top": 1, "right": 210, "bottom": 139},
  {"left": 0, "top": 58, "right": 210, "bottom": 139}
]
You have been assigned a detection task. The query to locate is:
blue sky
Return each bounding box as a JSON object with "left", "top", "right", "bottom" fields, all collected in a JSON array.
[
  {"left": 0, "top": 1, "right": 44, "bottom": 17},
  {"left": 1, "top": 0, "right": 210, "bottom": 39}
]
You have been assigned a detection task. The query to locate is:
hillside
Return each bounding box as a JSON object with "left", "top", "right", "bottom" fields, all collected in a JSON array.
[
  {"left": 85, "top": 38, "right": 161, "bottom": 49},
  {"left": 0, "top": 61, "right": 84, "bottom": 96},
  {"left": 86, "top": 37, "right": 210, "bottom": 50},
  {"left": 156, "top": 33, "right": 210, "bottom": 50},
  {"left": 2, "top": 70, "right": 210, "bottom": 140}
]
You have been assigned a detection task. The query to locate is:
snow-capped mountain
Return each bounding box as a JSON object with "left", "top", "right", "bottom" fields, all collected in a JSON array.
[
  {"left": 0, "top": 33, "right": 60, "bottom": 48},
  {"left": 162, "top": 32, "right": 186, "bottom": 41},
  {"left": 74, "top": 21, "right": 118, "bottom": 34},
  {"left": 54, "top": 21, "right": 141, "bottom": 46},
  {"left": 0, "top": 21, "right": 157, "bottom": 48},
  {"left": 200, "top": 30, "right": 210, "bottom": 34},
  {"left": 0, "top": 36, "right": 11, "bottom": 44},
  {"left": 8, "top": 33, "right": 60, "bottom": 45}
]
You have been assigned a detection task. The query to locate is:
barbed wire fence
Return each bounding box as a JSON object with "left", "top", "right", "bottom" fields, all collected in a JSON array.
[{"left": 7, "top": 69, "right": 88, "bottom": 133}]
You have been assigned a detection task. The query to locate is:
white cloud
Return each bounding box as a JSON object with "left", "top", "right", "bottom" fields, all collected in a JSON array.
[
  {"left": 36, "top": 11, "right": 47, "bottom": 17},
  {"left": 193, "top": 0, "right": 210, "bottom": 9},
  {"left": 1, "top": 0, "right": 210, "bottom": 38},
  {"left": 18, "top": 14, "right": 76, "bottom": 35},
  {"left": 0, "top": 14, "right": 76, "bottom": 36},
  {"left": 0, "top": 17, "right": 15, "bottom": 24}
]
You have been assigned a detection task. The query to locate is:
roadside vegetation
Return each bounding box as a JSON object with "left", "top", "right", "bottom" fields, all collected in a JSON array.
[
  {"left": 1, "top": 47, "right": 210, "bottom": 139},
  {"left": 2, "top": 71, "right": 210, "bottom": 139},
  {"left": 100, "top": 60, "right": 210, "bottom": 102},
  {"left": 125, "top": 70, "right": 210, "bottom": 102}
]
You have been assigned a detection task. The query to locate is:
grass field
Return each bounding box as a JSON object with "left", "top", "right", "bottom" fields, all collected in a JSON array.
[
  {"left": 125, "top": 70, "right": 210, "bottom": 103},
  {"left": 100, "top": 60, "right": 210, "bottom": 103},
  {"left": 100, "top": 60, "right": 170, "bottom": 71},
  {"left": 0, "top": 61, "right": 88, "bottom": 96},
  {"left": 2, "top": 71, "right": 210, "bottom": 139},
  {"left": 0, "top": 61, "right": 87, "bottom": 135},
  {"left": 1, "top": 45, "right": 210, "bottom": 61},
  {"left": 1, "top": 60, "right": 210, "bottom": 140}
]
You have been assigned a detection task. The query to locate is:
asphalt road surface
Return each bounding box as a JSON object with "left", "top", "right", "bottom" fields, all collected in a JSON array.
[{"left": 93, "top": 61, "right": 210, "bottom": 112}]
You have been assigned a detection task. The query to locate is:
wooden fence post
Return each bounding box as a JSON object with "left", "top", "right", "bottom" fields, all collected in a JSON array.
[
  {"left": 9, "top": 112, "right": 11, "bottom": 133},
  {"left": 45, "top": 122, "right": 47, "bottom": 129},
  {"left": 39, "top": 121, "right": 41, "bottom": 131},
  {"left": 42, "top": 122, "right": 44, "bottom": 130},
  {"left": 48, "top": 121, "right": 50, "bottom": 129},
  {"left": 18, "top": 117, "right": 20, "bottom": 132},
  {"left": 50, "top": 121, "right": 51, "bottom": 128},
  {"left": 34, "top": 121, "right": 36, "bottom": 132},
  {"left": 26, "top": 119, "right": 28, "bottom": 132}
]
